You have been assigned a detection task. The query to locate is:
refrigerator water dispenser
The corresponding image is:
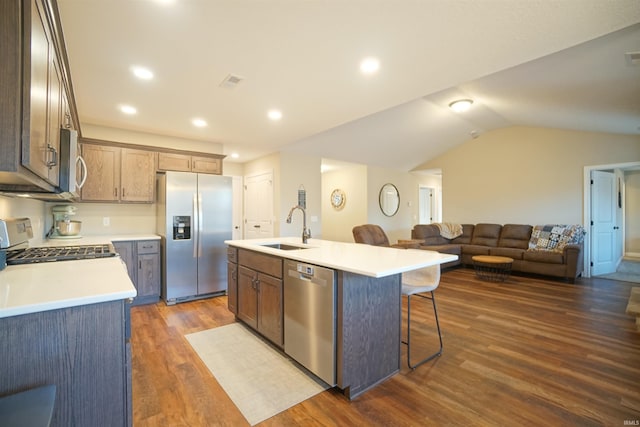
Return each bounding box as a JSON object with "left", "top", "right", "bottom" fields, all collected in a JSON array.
[{"left": 173, "top": 216, "right": 191, "bottom": 240}]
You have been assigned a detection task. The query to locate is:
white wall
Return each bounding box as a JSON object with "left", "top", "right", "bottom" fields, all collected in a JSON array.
[{"left": 417, "top": 126, "right": 640, "bottom": 225}]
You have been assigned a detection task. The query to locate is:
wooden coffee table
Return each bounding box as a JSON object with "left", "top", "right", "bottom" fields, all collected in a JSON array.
[
  {"left": 472, "top": 255, "right": 514, "bottom": 281},
  {"left": 396, "top": 239, "right": 424, "bottom": 249}
]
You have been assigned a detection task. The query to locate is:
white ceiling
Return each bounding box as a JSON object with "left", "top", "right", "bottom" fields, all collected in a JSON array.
[{"left": 57, "top": 0, "right": 640, "bottom": 171}]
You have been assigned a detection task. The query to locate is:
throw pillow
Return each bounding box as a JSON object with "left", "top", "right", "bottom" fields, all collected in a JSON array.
[{"left": 528, "top": 224, "right": 585, "bottom": 253}]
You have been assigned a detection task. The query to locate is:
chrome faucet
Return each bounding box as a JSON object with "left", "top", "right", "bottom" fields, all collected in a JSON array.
[{"left": 286, "top": 205, "right": 311, "bottom": 244}]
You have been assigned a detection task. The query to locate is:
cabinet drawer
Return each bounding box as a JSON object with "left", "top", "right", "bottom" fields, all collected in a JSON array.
[
  {"left": 227, "top": 246, "right": 238, "bottom": 263},
  {"left": 137, "top": 240, "right": 159, "bottom": 254},
  {"left": 238, "top": 249, "right": 282, "bottom": 279}
]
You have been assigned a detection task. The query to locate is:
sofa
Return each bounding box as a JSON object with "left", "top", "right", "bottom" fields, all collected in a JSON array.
[{"left": 411, "top": 223, "right": 585, "bottom": 283}]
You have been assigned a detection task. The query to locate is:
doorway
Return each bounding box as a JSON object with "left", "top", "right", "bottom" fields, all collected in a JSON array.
[
  {"left": 418, "top": 187, "right": 434, "bottom": 224},
  {"left": 244, "top": 170, "right": 274, "bottom": 239},
  {"left": 584, "top": 161, "right": 640, "bottom": 278}
]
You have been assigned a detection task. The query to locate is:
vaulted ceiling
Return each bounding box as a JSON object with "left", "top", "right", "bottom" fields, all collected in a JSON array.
[{"left": 57, "top": 0, "right": 640, "bottom": 171}]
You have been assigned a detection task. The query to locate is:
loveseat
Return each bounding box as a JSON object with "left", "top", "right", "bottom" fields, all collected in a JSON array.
[{"left": 411, "top": 223, "right": 585, "bottom": 283}]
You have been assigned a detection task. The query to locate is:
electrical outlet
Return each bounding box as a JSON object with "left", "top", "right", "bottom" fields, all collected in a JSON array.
[{"left": 103, "top": 217, "right": 110, "bottom": 226}]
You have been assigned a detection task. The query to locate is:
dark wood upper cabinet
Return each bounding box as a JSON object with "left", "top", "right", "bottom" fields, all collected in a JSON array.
[{"left": 0, "top": 0, "right": 79, "bottom": 193}]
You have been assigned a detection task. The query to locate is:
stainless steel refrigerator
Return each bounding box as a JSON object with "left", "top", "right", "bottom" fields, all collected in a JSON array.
[{"left": 157, "top": 171, "right": 232, "bottom": 304}]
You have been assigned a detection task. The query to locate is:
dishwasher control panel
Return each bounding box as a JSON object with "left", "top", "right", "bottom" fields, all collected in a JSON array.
[{"left": 296, "top": 263, "right": 314, "bottom": 275}]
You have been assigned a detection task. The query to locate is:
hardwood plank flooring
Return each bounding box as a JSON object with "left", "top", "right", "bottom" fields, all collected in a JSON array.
[{"left": 131, "top": 269, "right": 640, "bottom": 426}]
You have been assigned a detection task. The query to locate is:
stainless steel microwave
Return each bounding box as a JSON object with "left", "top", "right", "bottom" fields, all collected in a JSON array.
[{"left": 57, "top": 128, "right": 87, "bottom": 199}]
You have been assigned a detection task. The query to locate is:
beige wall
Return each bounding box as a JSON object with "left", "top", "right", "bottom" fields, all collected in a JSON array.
[
  {"left": 626, "top": 170, "right": 640, "bottom": 255},
  {"left": 417, "top": 126, "right": 640, "bottom": 225},
  {"left": 0, "top": 196, "right": 48, "bottom": 239},
  {"left": 279, "top": 152, "right": 322, "bottom": 239},
  {"left": 82, "top": 124, "right": 224, "bottom": 154},
  {"left": 321, "top": 163, "right": 367, "bottom": 242},
  {"left": 61, "top": 202, "right": 157, "bottom": 236},
  {"left": 319, "top": 163, "right": 440, "bottom": 243}
]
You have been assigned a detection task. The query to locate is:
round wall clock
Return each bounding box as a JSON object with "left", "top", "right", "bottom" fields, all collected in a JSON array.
[{"left": 330, "top": 188, "right": 346, "bottom": 210}]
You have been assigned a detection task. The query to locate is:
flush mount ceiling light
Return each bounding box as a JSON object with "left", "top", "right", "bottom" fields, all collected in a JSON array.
[
  {"left": 449, "top": 99, "right": 473, "bottom": 112},
  {"left": 119, "top": 104, "right": 137, "bottom": 115},
  {"left": 192, "top": 118, "right": 207, "bottom": 128},
  {"left": 360, "top": 57, "right": 380, "bottom": 75},
  {"left": 267, "top": 109, "right": 282, "bottom": 121},
  {"left": 131, "top": 66, "right": 154, "bottom": 80},
  {"left": 230, "top": 153, "right": 239, "bottom": 159}
]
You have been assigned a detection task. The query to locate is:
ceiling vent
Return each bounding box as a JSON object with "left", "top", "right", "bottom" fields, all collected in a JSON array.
[
  {"left": 219, "top": 74, "right": 244, "bottom": 88},
  {"left": 625, "top": 51, "right": 640, "bottom": 66}
]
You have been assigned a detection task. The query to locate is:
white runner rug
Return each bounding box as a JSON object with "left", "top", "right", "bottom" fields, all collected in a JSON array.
[{"left": 185, "top": 323, "right": 328, "bottom": 425}]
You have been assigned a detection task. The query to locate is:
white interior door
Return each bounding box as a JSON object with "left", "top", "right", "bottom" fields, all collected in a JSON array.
[
  {"left": 419, "top": 187, "right": 433, "bottom": 224},
  {"left": 591, "top": 170, "right": 617, "bottom": 275},
  {"left": 244, "top": 171, "right": 274, "bottom": 239}
]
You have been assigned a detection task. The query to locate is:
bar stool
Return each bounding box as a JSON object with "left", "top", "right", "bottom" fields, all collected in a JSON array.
[{"left": 401, "top": 265, "right": 443, "bottom": 369}]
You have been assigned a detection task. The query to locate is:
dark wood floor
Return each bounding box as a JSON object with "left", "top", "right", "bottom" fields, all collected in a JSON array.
[{"left": 131, "top": 268, "right": 640, "bottom": 426}]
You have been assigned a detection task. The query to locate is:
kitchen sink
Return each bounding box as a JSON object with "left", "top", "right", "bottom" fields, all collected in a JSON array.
[{"left": 260, "top": 243, "right": 309, "bottom": 251}]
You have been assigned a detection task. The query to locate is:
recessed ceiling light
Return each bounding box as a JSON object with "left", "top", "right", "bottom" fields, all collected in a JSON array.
[
  {"left": 267, "top": 109, "right": 282, "bottom": 121},
  {"left": 230, "top": 153, "right": 239, "bottom": 159},
  {"left": 131, "top": 66, "right": 154, "bottom": 80},
  {"left": 449, "top": 99, "right": 473, "bottom": 113},
  {"left": 119, "top": 104, "right": 137, "bottom": 115},
  {"left": 360, "top": 57, "right": 380, "bottom": 75},
  {"left": 192, "top": 118, "right": 207, "bottom": 128}
]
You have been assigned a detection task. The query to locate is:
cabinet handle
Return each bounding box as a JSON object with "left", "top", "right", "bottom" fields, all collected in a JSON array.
[
  {"left": 139, "top": 260, "right": 142, "bottom": 269},
  {"left": 114, "top": 187, "right": 118, "bottom": 197},
  {"left": 122, "top": 188, "right": 125, "bottom": 198},
  {"left": 46, "top": 144, "right": 58, "bottom": 168}
]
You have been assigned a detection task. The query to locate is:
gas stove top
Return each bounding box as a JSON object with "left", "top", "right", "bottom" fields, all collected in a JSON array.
[{"left": 6, "top": 244, "right": 117, "bottom": 265}]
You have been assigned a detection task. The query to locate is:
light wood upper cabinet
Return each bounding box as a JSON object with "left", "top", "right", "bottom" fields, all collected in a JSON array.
[
  {"left": 120, "top": 149, "right": 156, "bottom": 202},
  {"left": 157, "top": 152, "right": 222, "bottom": 175},
  {"left": 81, "top": 144, "right": 155, "bottom": 203},
  {"left": 191, "top": 156, "right": 221, "bottom": 174},
  {"left": 80, "top": 145, "right": 120, "bottom": 202}
]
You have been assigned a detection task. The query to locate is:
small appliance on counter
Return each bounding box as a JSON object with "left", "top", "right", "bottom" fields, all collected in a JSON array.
[{"left": 47, "top": 205, "right": 82, "bottom": 239}]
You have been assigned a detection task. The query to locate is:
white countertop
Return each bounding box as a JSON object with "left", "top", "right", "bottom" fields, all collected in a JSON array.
[
  {"left": 0, "top": 256, "right": 135, "bottom": 318},
  {"left": 225, "top": 237, "right": 458, "bottom": 278},
  {"left": 30, "top": 234, "right": 161, "bottom": 247},
  {"left": 0, "top": 234, "right": 159, "bottom": 319}
]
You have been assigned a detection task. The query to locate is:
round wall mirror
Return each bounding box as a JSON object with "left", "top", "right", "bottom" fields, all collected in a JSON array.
[{"left": 379, "top": 183, "right": 400, "bottom": 217}]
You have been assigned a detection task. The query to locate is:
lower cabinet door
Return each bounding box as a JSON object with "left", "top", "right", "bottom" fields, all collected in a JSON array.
[
  {"left": 237, "top": 266, "right": 258, "bottom": 329},
  {"left": 137, "top": 253, "right": 160, "bottom": 299},
  {"left": 257, "top": 273, "right": 283, "bottom": 347}
]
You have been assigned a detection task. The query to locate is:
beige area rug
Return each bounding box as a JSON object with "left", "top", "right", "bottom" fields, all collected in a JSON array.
[{"left": 185, "top": 323, "right": 328, "bottom": 426}]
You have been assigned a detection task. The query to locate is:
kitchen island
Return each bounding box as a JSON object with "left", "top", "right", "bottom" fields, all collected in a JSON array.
[{"left": 225, "top": 237, "right": 457, "bottom": 399}]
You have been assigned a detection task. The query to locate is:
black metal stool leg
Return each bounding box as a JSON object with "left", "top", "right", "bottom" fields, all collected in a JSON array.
[{"left": 403, "top": 291, "right": 443, "bottom": 370}]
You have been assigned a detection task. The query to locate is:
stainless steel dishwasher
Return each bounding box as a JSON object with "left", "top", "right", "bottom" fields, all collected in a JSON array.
[{"left": 284, "top": 260, "right": 336, "bottom": 386}]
